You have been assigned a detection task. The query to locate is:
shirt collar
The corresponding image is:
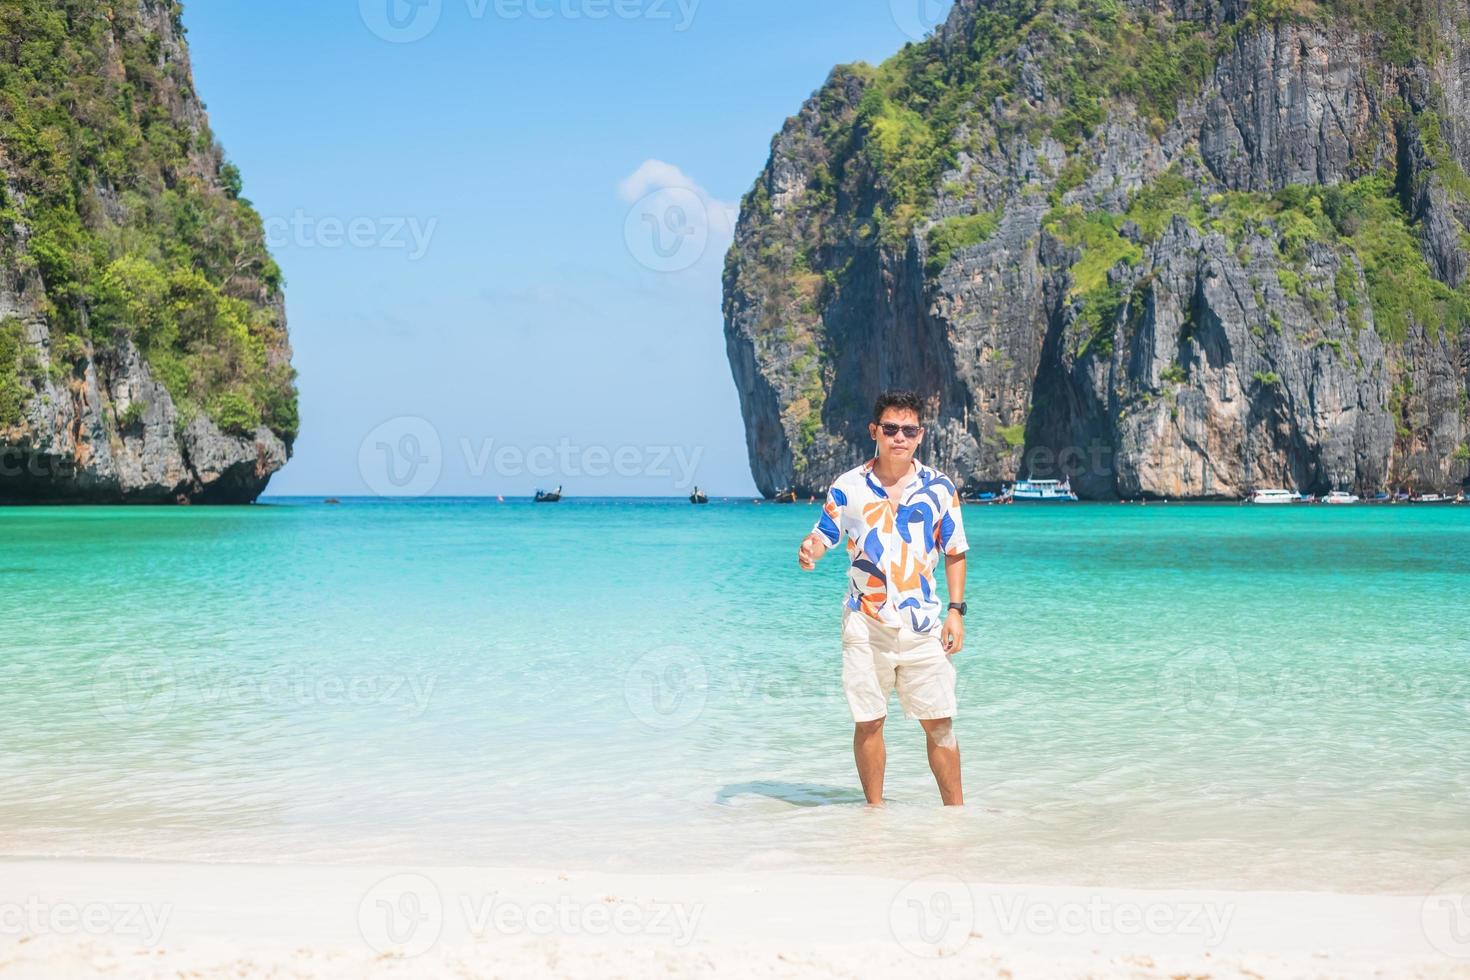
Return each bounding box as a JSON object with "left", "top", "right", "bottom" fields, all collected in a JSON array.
[{"left": 863, "top": 457, "right": 923, "bottom": 494}]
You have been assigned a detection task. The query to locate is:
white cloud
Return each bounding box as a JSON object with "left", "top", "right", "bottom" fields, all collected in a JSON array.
[
  {"left": 616, "top": 158, "right": 739, "bottom": 245},
  {"left": 617, "top": 159, "right": 697, "bottom": 202}
]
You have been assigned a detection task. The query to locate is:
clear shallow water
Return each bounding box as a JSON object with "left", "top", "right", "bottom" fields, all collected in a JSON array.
[{"left": 1, "top": 498, "right": 1467, "bottom": 893}]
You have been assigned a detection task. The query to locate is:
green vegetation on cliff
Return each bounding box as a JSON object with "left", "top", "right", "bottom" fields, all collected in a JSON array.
[
  {"left": 0, "top": 317, "right": 26, "bottom": 427},
  {"left": 1042, "top": 205, "right": 1142, "bottom": 356},
  {"left": 773, "top": 0, "right": 1465, "bottom": 257},
  {"left": 925, "top": 206, "right": 1004, "bottom": 276},
  {"left": 1048, "top": 169, "right": 1470, "bottom": 350},
  {"left": 846, "top": 0, "right": 1219, "bottom": 241},
  {"left": 0, "top": 0, "right": 296, "bottom": 442},
  {"left": 1268, "top": 0, "right": 1460, "bottom": 65}
]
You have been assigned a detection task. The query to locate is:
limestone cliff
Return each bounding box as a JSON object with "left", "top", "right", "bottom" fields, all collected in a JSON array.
[
  {"left": 0, "top": 0, "right": 295, "bottom": 503},
  {"left": 724, "top": 0, "right": 1470, "bottom": 498}
]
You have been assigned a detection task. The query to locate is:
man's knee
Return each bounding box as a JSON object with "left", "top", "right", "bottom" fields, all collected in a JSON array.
[
  {"left": 854, "top": 717, "right": 885, "bottom": 737},
  {"left": 922, "top": 718, "right": 957, "bottom": 749}
]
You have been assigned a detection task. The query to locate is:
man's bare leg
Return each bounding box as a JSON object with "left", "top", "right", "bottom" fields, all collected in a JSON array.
[
  {"left": 853, "top": 717, "right": 886, "bottom": 806},
  {"left": 920, "top": 717, "right": 963, "bottom": 806}
]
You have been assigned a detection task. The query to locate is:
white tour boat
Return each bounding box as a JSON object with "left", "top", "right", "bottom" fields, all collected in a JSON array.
[
  {"left": 1322, "top": 490, "right": 1360, "bottom": 505},
  {"left": 1249, "top": 488, "right": 1299, "bottom": 505},
  {"left": 1010, "top": 479, "right": 1079, "bottom": 502}
]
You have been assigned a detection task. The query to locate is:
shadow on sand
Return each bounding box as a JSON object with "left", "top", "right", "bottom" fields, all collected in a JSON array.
[{"left": 714, "top": 781, "right": 865, "bottom": 807}]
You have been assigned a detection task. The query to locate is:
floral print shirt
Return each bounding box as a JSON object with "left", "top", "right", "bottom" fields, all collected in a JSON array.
[{"left": 813, "top": 458, "right": 969, "bottom": 633}]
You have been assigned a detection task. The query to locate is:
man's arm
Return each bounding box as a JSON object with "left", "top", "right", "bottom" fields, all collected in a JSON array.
[
  {"left": 945, "top": 551, "right": 968, "bottom": 599},
  {"left": 941, "top": 552, "right": 967, "bottom": 654},
  {"left": 800, "top": 488, "right": 844, "bottom": 570},
  {"left": 797, "top": 531, "right": 829, "bottom": 570}
]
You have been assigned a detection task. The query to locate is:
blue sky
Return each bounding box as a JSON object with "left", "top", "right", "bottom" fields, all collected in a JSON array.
[{"left": 184, "top": 0, "right": 954, "bottom": 496}]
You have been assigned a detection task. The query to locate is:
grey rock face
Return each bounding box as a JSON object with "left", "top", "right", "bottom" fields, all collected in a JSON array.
[
  {"left": 1197, "top": 21, "right": 1391, "bottom": 192},
  {"left": 724, "top": 1, "right": 1470, "bottom": 498},
  {"left": 1030, "top": 219, "right": 1401, "bottom": 500},
  {"left": 0, "top": 308, "right": 287, "bottom": 504}
]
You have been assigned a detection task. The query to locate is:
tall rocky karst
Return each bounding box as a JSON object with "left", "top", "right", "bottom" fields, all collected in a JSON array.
[
  {"left": 0, "top": 0, "right": 296, "bottom": 503},
  {"left": 724, "top": 0, "right": 1470, "bottom": 499}
]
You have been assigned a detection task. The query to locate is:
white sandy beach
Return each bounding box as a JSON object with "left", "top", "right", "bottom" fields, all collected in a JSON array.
[{"left": 2, "top": 860, "right": 1468, "bottom": 978}]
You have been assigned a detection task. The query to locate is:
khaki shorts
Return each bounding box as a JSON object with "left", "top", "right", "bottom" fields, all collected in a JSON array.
[{"left": 841, "top": 609, "right": 957, "bottom": 723}]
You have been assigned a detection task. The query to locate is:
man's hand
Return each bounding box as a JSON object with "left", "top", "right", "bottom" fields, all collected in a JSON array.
[
  {"left": 941, "top": 610, "right": 965, "bottom": 655},
  {"left": 797, "top": 532, "right": 829, "bottom": 571}
]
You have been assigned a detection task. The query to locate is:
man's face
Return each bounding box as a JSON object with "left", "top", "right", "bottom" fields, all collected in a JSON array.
[{"left": 869, "top": 408, "right": 924, "bottom": 462}]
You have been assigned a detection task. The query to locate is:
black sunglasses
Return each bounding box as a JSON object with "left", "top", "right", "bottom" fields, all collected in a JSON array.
[{"left": 879, "top": 422, "right": 923, "bottom": 438}]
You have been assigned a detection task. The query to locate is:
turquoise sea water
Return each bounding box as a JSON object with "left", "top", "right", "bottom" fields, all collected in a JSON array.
[{"left": 1, "top": 498, "right": 1467, "bottom": 893}]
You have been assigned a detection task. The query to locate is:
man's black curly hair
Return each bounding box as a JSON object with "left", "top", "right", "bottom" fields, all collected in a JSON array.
[{"left": 872, "top": 390, "right": 923, "bottom": 424}]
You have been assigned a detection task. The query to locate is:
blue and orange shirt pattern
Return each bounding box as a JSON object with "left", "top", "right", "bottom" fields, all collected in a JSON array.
[{"left": 812, "top": 458, "right": 969, "bottom": 634}]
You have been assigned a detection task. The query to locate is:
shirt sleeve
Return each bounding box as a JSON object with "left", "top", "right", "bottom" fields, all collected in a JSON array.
[
  {"left": 937, "top": 484, "right": 969, "bottom": 556},
  {"left": 813, "top": 485, "right": 847, "bottom": 548}
]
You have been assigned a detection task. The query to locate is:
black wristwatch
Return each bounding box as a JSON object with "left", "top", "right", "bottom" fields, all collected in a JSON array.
[{"left": 948, "top": 602, "right": 967, "bottom": 616}]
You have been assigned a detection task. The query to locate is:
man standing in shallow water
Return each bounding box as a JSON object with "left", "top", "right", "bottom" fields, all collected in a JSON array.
[{"left": 797, "top": 391, "right": 969, "bottom": 806}]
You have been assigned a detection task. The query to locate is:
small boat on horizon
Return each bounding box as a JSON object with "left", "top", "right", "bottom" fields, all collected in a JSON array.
[
  {"left": 1249, "top": 488, "right": 1299, "bottom": 505},
  {"left": 773, "top": 488, "right": 798, "bottom": 504},
  {"left": 1410, "top": 492, "right": 1455, "bottom": 504},
  {"left": 1010, "top": 479, "right": 1078, "bottom": 502},
  {"left": 534, "top": 486, "right": 563, "bottom": 503},
  {"left": 690, "top": 487, "right": 709, "bottom": 505},
  {"left": 1322, "top": 490, "right": 1360, "bottom": 505},
  {"left": 965, "top": 489, "right": 1013, "bottom": 505}
]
